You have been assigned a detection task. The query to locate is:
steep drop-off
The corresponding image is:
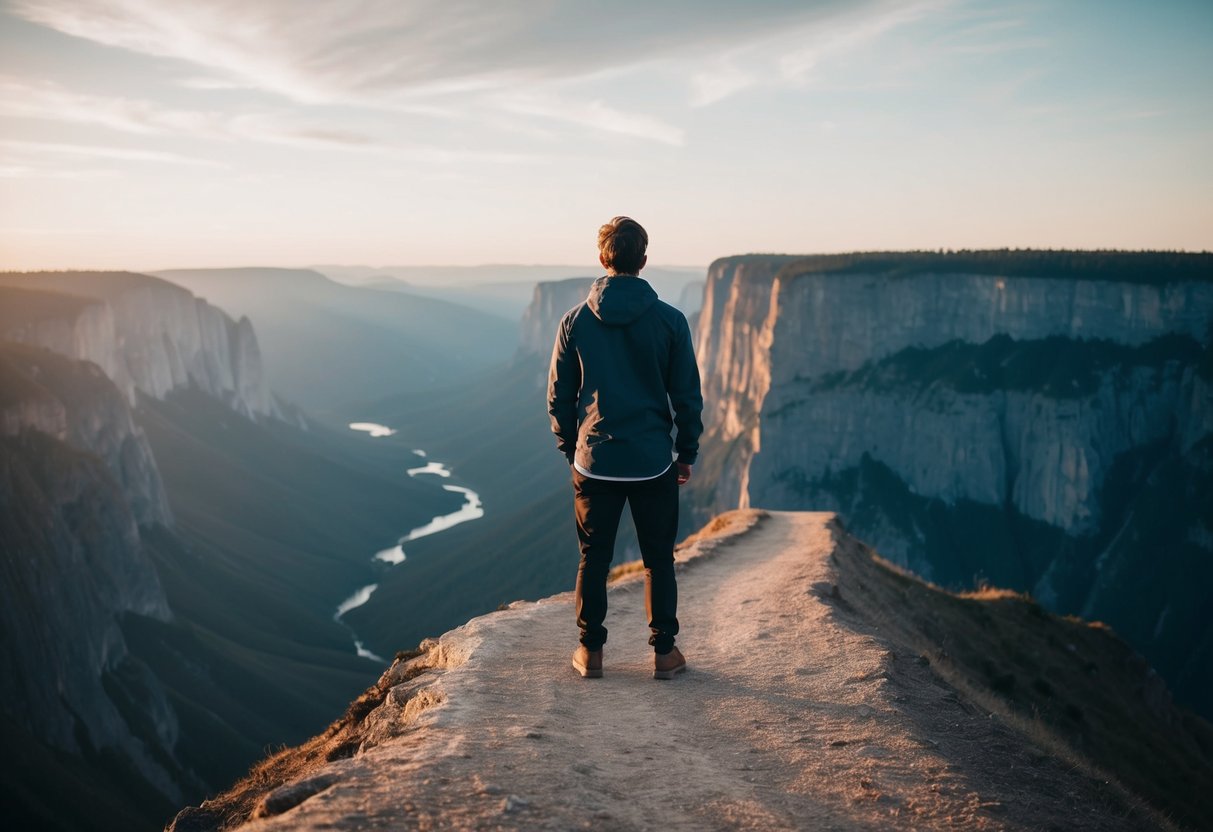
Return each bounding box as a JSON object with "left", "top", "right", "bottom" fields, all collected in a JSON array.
[
  {"left": 688, "top": 251, "right": 1213, "bottom": 717},
  {"left": 346, "top": 277, "right": 597, "bottom": 657},
  {"left": 0, "top": 341, "right": 192, "bottom": 830},
  {"left": 347, "top": 275, "right": 699, "bottom": 657},
  {"left": 0, "top": 274, "right": 475, "bottom": 831}
]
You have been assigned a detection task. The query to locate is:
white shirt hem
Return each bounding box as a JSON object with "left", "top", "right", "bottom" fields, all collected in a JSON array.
[{"left": 573, "top": 461, "right": 672, "bottom": 482}]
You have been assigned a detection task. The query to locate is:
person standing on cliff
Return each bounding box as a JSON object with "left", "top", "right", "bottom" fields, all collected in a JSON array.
[{"left": 548, "top": 216, "right": 704, "bottom": 680}]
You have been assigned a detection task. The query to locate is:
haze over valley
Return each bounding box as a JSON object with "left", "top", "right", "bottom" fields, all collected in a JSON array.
[{"left": 2, "top": 1, "right": 1211, "bottom": 830}]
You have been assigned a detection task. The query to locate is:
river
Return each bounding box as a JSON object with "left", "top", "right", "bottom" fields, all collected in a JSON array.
[{"left": 335, "top": 422, "right": 485, "bottom": 662}]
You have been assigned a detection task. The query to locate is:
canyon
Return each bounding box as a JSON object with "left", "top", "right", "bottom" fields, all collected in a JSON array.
[
  {"left": 3, "top": 254, "right": 1210, "bottom": 831},
  {"left": 0, "top": 271, "right": 469, "bottom": 831}
]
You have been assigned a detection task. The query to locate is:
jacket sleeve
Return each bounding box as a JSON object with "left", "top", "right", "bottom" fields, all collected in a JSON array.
[
  {"left": 668, "top": 314, "right": 704, "bottom": 465},
  {"left": 547, "top": 312, "right": 581, "bottom": 463}
]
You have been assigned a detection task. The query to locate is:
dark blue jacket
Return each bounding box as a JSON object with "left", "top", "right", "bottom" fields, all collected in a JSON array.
[{"left": 547, "top": 275, "right": 703, "bottom": 478}]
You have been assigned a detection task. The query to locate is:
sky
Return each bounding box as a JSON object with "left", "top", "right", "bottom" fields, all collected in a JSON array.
[{"left": 0, "top": 0, "right": 1210, "bottom": 271}]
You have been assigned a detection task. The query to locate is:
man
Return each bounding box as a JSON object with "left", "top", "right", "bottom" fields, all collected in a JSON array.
[{"left": 547, "top": 216, "right": 704, "bottom": 680}]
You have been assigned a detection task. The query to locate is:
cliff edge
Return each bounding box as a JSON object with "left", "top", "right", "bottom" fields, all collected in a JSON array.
[{"left": 170, "top": 511, "right": 1211, "bottom": 831}]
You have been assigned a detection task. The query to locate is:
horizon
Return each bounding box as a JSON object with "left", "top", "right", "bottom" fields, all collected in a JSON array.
[
  {"left": 4, "top": 245, "right": 1212, "bottom": 281},
  {"left": 1, "top": 0, "right": 1211, "bottom": 269}
]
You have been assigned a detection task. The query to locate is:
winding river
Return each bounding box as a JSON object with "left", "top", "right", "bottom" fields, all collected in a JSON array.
[{"left": 336, "top": 422, "right": 484, "bottom": 662}]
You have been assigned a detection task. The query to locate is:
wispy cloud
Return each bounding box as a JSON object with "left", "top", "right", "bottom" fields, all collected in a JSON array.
[
  {"left": 6, "top": 0, "right": 882, "bottom": 104},
  {"left": 176, "top": 76, "right": 252, "bottom": 91},
  {"left": 675, "top": 0, "right": 954, "bottom": 107},
  {"left": 0, "top": 163, "right": 116, "bottom": 179},
  {"left": 0, "top": 77, "right": 386, "bottom": 147},
  {"left": 928, "top": 9, "right": 1050, "bottom": 55},
  {"left": 690, "top": 60, "right": 756, "bottom": 108},
  {"left": 0, "top": 78, "right": 549, "bottom": 168},
  {"left": 0, "top": 137, "right": 224, "bottom": 167},
  {"left": 0, "top": 78, "right": 232, "bottom": 136},
  {"left": 5, "top": 0, "right": 956, "bottom": 150},
  {"left": 778, "top": 0, "right": 951, "bottom": 82},
  {"left": 496, "top": 94, "right": 685, "bottom": 146}
]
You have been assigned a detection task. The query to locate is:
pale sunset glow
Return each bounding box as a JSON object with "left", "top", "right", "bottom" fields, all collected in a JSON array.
[{"left": 0, "top": 0, "right": 1210, "bottom": 270}]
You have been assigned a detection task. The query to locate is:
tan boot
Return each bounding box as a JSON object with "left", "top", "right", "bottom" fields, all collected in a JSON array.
[
  {"left": 653, "top": 646, "right": 687, "bottom": 680},
  {"left": 572, "top": 646, "right": 603, "bottom": 678}
]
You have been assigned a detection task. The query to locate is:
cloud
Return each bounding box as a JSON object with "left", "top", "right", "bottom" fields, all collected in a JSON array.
[
  {"left": 0, "top": 78, "right": 232, "bottom": 136},
  {"left": 497, "top": 94, "right": 685, "bottom": 146},
  {"left": 7, "top": 0, "right": 881, "bottom": 105},
  {"left": 690, "top": 61, "right": 756, "bottom": 107},
  {"left": 0, "top": 163, "right": 116, "bottom": 179},
  {"left": 0, "top": 78, "right": 550, "bottom": 167},
  {"left": 177, "top": 76, "right": 252, "bottom": 91},
  {"left": 0, "top": 137, "right": 224, "bottom": 167},
  {"left": 678, "top": 0, "right": 955, "bottom": 107},
  {"left": 0, "top": 77, "right": 384, "bottom": 146},
  {"left": 778, "top": 0, "right": 951, "bottom": 82},
  {"left": 3, "top": 1, "right": 959, "bottom": 150}
]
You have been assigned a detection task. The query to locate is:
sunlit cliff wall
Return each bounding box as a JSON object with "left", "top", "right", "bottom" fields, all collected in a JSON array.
[{"left": 689, "top": 252, "right": 1213, "bottom": 714}]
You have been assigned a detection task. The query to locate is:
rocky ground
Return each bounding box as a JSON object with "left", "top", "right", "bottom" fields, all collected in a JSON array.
[{"left": 174, "top": 509, "right": 1194, "bottom": 831}]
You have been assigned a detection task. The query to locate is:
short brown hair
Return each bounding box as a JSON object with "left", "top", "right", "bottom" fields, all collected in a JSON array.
[{"left": 597, "top": 216, "right": 648, "bottom": 274}]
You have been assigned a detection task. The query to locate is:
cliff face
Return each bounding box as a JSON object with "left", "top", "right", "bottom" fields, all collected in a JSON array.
[
  {"left": 694, "top": 257, "right": 801, "bottom": 510},
  {"left": 0, "top": 276, "right": 276, "bottom": 820},
  {"left": 1, "top": 340, "right": 172, "bottom": 527},
  {"left": 0, "top": 274, "right": 277, "bottom": 420},
  {"left": 516, "top": 274, "right": 697, "bottom": 362},
  {"left": 515, "top": 277, "right": 594, "bottom": 361},
  {"left": 751, "top": 344, "right": 1210, "bottom": 539},
  {"left": 0, "top": 342, "right": 184, "bottom": 808},
  {"left": 690, "top": 252, "right": 1213, "bottom": 715},
  {"left": 694, "top": 255, "right": 1213, "bottom": 524}
]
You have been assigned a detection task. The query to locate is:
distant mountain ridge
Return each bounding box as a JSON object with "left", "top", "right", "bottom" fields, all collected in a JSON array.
[
  {"left": 154, "top": 267, "right": 517, "bottom": 414},
  {"left": 310, "top": 263, "right": 704, "bottom": 322}
]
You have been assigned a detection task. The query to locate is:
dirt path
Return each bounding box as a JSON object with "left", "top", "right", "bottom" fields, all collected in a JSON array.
[{"left": 237, "top": 511, "right": 1160, "bottom": 831}]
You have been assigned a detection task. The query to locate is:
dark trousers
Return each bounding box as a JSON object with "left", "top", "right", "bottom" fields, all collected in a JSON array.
[{"left": 572, "top": 464, "right": 679, "bottom": 654}]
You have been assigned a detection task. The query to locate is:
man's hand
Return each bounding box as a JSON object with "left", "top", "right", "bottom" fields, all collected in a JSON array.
[{"left": 676, "top": 462, "right": 692, "bottom": 486}]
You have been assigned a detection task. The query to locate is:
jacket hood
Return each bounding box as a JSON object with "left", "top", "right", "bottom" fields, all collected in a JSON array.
[{"left": 586, "top": 275, "right": 658, "bottom": 326}]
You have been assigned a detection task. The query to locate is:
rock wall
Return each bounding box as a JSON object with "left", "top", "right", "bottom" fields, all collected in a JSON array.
[
  {"left": 751, "top": 361, "right": 1209, "bottom": 539},
  {"left": 0, "top": 342, "right": 182, "bottom": 803},
  {"left": 1, "top": 340, "right": 173, "bottom": 527},
  {"left": 694, "top": 256, "right": 1213, "bottom": 526},
  {"left": 516, "top": 277, "right": 594, "bottom": 361},
  {"left": 765, "top": 270, "right": 1212, "bottom": 381},
  {"left": 0, "top": 273, "right": 277, "bottom": 419},
  {"left": 693, "top": 257, "right": 800, "bottom": 510}
]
